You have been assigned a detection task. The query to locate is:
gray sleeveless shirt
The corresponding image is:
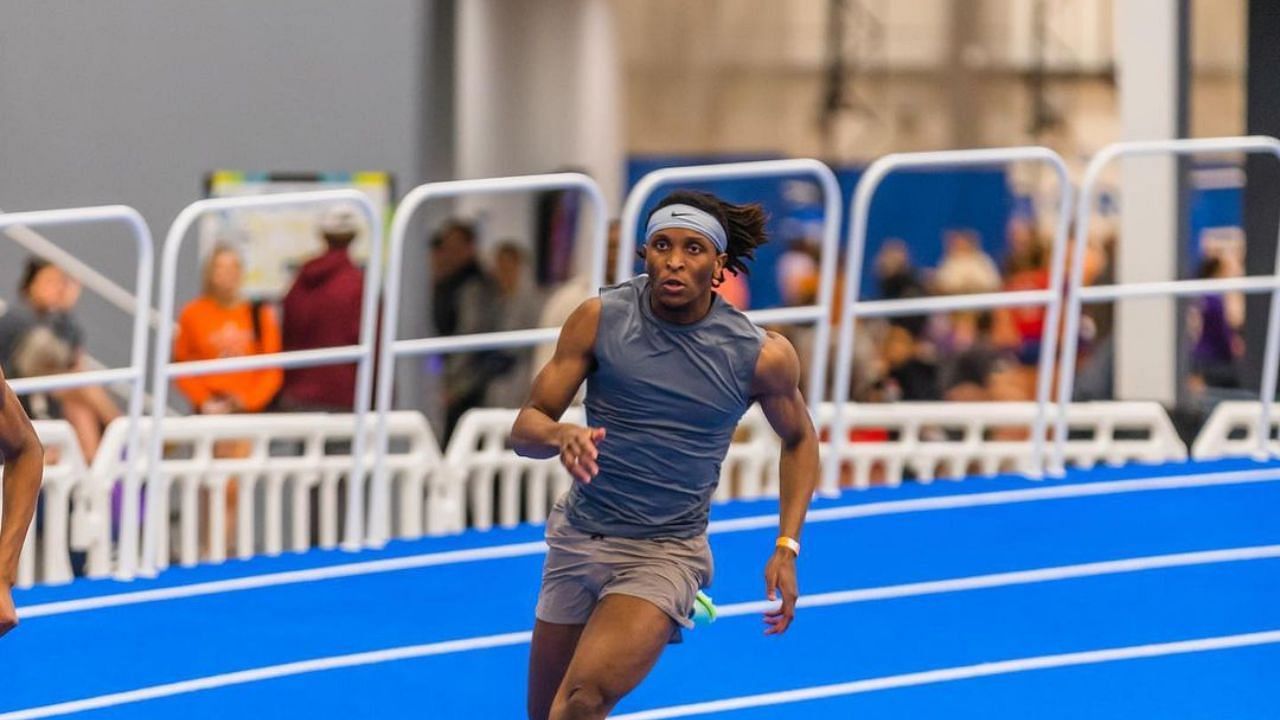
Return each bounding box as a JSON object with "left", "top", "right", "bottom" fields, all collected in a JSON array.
[{"left": 563, "top": 275, "right": 765, "bottom": 539}]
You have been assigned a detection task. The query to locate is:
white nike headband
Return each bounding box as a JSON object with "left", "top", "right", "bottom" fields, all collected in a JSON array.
[{"left": 646, "top": 204, "right": 728, "bottom": 253}]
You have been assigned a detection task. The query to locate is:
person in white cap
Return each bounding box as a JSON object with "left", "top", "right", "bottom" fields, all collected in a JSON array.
[{"left": 278, "top": 203, "right": 367, "bottom": 412}]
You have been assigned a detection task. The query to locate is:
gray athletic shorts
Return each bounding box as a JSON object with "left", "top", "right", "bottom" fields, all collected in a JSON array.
[{"left": 535, "top": 497, "right": 713, "bottom": 642}]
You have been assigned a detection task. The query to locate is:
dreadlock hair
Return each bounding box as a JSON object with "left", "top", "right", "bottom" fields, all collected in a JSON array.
[{"left": 646, "top": 190, "right": 769, "bottom": 287}]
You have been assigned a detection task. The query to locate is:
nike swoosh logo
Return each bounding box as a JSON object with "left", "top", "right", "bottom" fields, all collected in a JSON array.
[{"left": 671, "top": 212, "right": 694, "bottom": 218}]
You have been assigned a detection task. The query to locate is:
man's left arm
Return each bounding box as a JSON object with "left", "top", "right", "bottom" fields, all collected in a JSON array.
[
  {"left": 751, "top": 331, "right": 819, "bottom": 635},
  {"left": 0, "top": 366, "right": 44, "bottom": 638}
]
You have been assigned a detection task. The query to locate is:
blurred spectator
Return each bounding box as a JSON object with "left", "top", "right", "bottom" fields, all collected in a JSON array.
[
  {"left": 1000, "top": 223, "right": 1050, "bottom": 366},
  {"left": 430, "top": 220, "right": 502, "bottom": 437},
  {"left": 534, "top": 220, "right": 621, "bottom": 380},
  {"left": 939, "top": 312, "right": 1015, "bottom": 401},
  {"left": 9, "top": 325, "right": 73, "bottom": 420},
  {"left": 1001, "top": 219, "right": 1038, "bottom": 276},
  {"left": 776, "top": 238, "right": 819, "bottom": 307},
  {"left": 279, "top": 203, "right": 366, "bottom": 412},
  {"left": 873, "top": 238, "right": 930, "bottom": 339},
  {"left": 769, "top": 237, "right": 822, "bottom": 399},
  {"left": 881, "top": 324, "right": 939, "bottom": 401},
  {"left": 173, "top": 245, "right": 283, "bottom": 414},
  {"left": 1073, "top": 233, "right": 1117, "bottom": 401},
  {"left": 485, "top": 242, "right": 542, "bottom": 408},
  {"left": 1188, "top": 255, "right": 1244, "bottom": 391},
  {"left": 0, "top": 258, "right": 120, "bottom": 457},
  {"left": 874, "top": 238, "right": 925, "bottom": 301},
  {"left": 934, "top": 229, "right": 1001, "bottom": 296},
  {"left": 173, "top": 245, "right": 282, "bottom": 557},
  {"left": 716, "top": 269, "right": 750, "bottom": 310}
]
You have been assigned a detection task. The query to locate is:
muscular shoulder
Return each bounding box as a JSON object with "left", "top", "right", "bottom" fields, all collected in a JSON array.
[
  {"left": 751, "top": 331, "right": 801, "bottom": 397},
  {"left": 557, "top": 298, "right": 602, "bottom": 355}
]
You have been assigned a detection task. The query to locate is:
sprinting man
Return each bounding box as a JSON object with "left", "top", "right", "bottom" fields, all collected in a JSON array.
[
  {"left": 512, "top": 190, "right": 819, "bottom": 720},
  {"left": 0, "top": 365, "right": 45, "bottom": 639}
]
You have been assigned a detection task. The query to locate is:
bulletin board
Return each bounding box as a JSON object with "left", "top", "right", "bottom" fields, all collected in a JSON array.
[{"left": 200, "top": 170, "right": 395, "bottom": 298}]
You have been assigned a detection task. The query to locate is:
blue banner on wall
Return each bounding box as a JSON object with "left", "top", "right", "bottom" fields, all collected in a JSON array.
[{"left": 627, "top": 156, "right": 1246, "bottom": 309}]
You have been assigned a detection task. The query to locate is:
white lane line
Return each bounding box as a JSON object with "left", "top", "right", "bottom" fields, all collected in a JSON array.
[
  {"left": 19, "top": 541, "right": 549, "bottom": 619},
  {"left": 717, "top": 544, "right": 1280, "bottom": 617},
  {"left": 6, "top": 543, "right": 1278, "bottom": 719},
  {"left": 20, "top": 466, "right": 1280, "bottom": 619},
  {"left": 0, "top": 631, "right": 534, "bottom": 720},
  {"left": 610, "top": 629, "right": 1280, "bottom": 719},
  {"left": 710, "top": 466, "right": 1280, "bottom": 533}
]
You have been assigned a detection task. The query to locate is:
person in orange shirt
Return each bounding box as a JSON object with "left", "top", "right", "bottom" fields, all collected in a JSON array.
[
  {"left": 174, "top": 245, "right": 282, "bottom": 414},
  {"left": 173, "top": 245, "right": 282, "bottom": 558}
]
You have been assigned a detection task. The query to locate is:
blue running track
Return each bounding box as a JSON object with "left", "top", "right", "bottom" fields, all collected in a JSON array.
[{"left": 3, "top": 458, "right": 1278, "bottom": 718}]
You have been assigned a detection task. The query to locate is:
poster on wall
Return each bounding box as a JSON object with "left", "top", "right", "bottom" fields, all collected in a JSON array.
[{"left": 201, "top": 170, "right": 395, "bottom": 299}]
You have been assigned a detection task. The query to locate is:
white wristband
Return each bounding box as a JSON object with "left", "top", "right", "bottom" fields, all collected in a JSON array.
[{"left": 775, "top": 536, "right": 800, "bottom": 557}]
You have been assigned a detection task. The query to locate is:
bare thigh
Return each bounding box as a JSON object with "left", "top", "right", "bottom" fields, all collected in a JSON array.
[
  {"left": 549, "top": 594, "right": 675, "bottom": 720},
  {"left": 58, "top": 395, "right": 101, "bottom": 458},
  {"left": 528, "top": 620, "right": 585, "bottom": 720}
]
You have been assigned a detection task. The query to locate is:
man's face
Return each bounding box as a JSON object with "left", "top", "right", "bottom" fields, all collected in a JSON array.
[{"left": 643, "top": 227, "right": 724, "bottom": 311}]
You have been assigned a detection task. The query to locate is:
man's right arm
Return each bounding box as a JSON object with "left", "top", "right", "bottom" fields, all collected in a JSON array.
[{"left": 510, "top": 299, "right": 604, "bottom": 483}]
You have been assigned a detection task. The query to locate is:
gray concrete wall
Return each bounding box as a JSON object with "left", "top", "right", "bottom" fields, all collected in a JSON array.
[{"left": 0, "top": 0, "right": 451, "bottom": 413}]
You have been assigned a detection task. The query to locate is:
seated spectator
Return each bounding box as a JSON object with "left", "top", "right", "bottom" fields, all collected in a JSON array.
[
  {"left": 934, "top": 229, "right": 1001, "bottom": 296},
  {"left": 1189, "top": 255, "right": 1244, "bottom": 391},
  {"left": 999, "top": 222, "right": 1051, "bottom": 366},
  {"left": 173, "top": 245, "right": 282, "bottom": 558},
  {"left": 9, "top": 325, "right": 74, "bottom": 420},
  {"left": 873, "top": 238, "right": 932, "bottom": 344},
  {"left": 279, "top": 204, "right": 366, "bottom": 412},
  {"left": 874, "top": 238, "right": 925, "bottom": 300},
  {"left": 939, "top": 312, "right": 1016, "bottom": 402},
  {"left": 0, "top": 258, "right": 120, "bottom": 457},
  {"left": 882, "top": 324, "right": 939, "bottom": 401}
]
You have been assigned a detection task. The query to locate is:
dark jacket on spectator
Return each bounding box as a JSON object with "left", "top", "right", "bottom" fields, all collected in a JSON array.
[
  {"left": 280, "top": 248, "right": 363, "bottom": 410},
  {"left": 433, "top": 260, "right": 504, "bottom": 438}
]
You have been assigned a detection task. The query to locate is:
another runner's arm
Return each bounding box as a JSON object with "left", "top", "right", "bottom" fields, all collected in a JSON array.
[
  {"left": 511, "top": 299, "right": 601, "bottom": 460},
  {"left": 0, "top": 366, "right": 43, "bottom": 588},
  {"left": 753, "top": 332, "right": 818, "bottom": 542}
]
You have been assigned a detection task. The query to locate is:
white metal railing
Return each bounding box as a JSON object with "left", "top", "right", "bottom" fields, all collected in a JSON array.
[
  {"left": 714, "top": 406, "right": 781, "bottom": 501},
  {"left": 92, "top": 411, "right": 440, "bottom": 570},
  {"left": 21, "top": 395, "right": 1191, "bottom": 587},
  {"left": 146, "top": 190, "right": 384, "bottom": 575},
  {"left": 618, "top": 159, "right": 843, "bottom": 406},
  {"left": 1054, "top": 136, "right": 1280, "bottom": 473},
  {"left": 370, "top": 173, "right": 609, "bottom": 546},
  {"left": 0, "top": 205, "right": 153, "bottom": 580},
  {"left": 14, "top": 421, "right": 87, "bottom": 588},
  {"left": 827, "top": 147, "right": 1074, "bottom": 493},
  {"left": 1192, "top": 401, "right": 1280, "bottom": 459},
  {"left": 818, "top": 401, "right": 1185, "bottom": 489},
  {"left": 435, "top": 401, "right": 1184, "bottom": 528},
  {"left": 0, "top": 208, "right": 167, "bottom": 331},
  {"left": 442, "top": 407, "right": 584, "bottom": 531},
  {"left": 437, "top": 406, "right": 780, "bottom": 529}
]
